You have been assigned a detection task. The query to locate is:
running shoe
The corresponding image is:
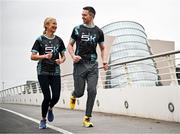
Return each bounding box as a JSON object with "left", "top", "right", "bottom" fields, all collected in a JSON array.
[
  {"left": 83, "top": 116, "right": 94, "bottom": 127},
  {"left": 47, "top": 109, "right": 54, "bottom": 122},
  {"left": 39, "top": 119, "right": 47, "bottom": 129},
  {"left": 69, "top": 95, "right": 76, "bottom": 109}
]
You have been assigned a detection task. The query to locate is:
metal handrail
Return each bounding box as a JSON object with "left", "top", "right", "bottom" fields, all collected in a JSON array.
[
  {"left": 61, "top": 50, "right": 180, "bottom": 76},
  {"left": 105, "top": 50, "right": 180, "bottom": 68},
  {"left": 1, "top": 50, "right": 180, "bottom": 95}
]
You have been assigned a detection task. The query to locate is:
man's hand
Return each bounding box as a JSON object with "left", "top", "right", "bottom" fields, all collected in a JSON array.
[
  {"left": 103, "top": 63, "right": 108, "bottom": 71},
  {"left": 72, "top": 55, "right": 82, "bottom": 63}
]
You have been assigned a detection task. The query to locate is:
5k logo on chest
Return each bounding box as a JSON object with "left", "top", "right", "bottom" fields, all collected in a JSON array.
[
  {"left": 81, "top": 33, "right": 96, "bottom": 43},
  {"left": 45, "top": 46, "right": 58, "bottom": 54}
]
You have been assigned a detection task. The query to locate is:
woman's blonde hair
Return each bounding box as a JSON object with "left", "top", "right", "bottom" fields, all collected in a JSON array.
[{"left": 43, "top": 17, "right": 56, "bottom": 34}]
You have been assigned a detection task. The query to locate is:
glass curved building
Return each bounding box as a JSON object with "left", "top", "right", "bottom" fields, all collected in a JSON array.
[{"left": 101, "top": 21, "right": 158, "bottom": 88}]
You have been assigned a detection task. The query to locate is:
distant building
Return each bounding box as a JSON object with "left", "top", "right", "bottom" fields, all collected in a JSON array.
[
  {"left": 148, "top": 39, "right": 175, "bottom": 86},
  {"left": 101, "top": 21, "right": 158, "bottom": 88}
]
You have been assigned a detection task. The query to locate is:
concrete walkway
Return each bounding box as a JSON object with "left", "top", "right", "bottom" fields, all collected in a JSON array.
[
  {"left": 1, "top": 103, "right": 180, "bottom": 134},
  {"left": 0, "top": 108, "right": 62, "bottom": 134}
]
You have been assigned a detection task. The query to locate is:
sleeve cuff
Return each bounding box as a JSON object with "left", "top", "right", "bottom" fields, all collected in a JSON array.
[
  {"left": 61, "top": 48, "right": 66, "bottom": 53},
  {"left": 69, "top": 37, "right": 75, "bottom": 44},
  {"left": 31, "top": 50, "right": 39, "bottom": 53},
  {"left": 99, "top": 42, "right": 104, "bottom": 45}
]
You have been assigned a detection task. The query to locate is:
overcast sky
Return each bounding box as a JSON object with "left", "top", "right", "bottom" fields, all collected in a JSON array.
[{"left": 0, "top": 0, "right": 180, "bottom": 89}]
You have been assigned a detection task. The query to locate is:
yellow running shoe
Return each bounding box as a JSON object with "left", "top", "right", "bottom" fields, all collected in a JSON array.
[
  {"left": 69, "top": 95, "right": 76, "bottom": 109},
  {"left": 83, "top": 116, "right": 93, "bottom": 127}
]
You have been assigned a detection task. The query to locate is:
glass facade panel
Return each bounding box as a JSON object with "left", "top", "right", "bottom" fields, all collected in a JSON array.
[
  {"left": 105, "top": 28, "right": 147, "bottom": 38},
  {"left": 102, "top": 21, "right": 145, "bottom": 32},
  {"left": 112, "top": 42, "right": 149, "bottom": 52},
  {"left": 114, "top": 36, "right": 147, "bottom": 44}
]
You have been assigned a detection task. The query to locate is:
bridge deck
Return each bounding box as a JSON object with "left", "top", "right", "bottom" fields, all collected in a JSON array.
[{"left": 0, "top": 103, "right": 180, "bottom": 134}]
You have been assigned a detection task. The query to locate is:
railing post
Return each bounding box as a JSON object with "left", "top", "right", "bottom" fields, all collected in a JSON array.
[
  {"left": 166, "top": 55, "right": 178, "bottom": 85},
  {"left": 124, "top": 64, "right": 132, "bottom": 87},
  {"left": 12, "top": 88, "right": 15, "bottom": 96},
  {"left": 61, "top": 77, "right": 66, "bottom": 92},
  {"left": 1, "top": 91, "right": 5, "bottom": 103},
  {"left": 98, "top": 70, "right": 105, "bottom": 89},
  {"left": 18, "top": 86, "right": 22, "bottom": 95}
]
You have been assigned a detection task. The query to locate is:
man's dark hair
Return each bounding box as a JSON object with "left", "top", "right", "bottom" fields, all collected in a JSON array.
[{"left": 83, "top": 6, "right": 96, "bottom": 18}]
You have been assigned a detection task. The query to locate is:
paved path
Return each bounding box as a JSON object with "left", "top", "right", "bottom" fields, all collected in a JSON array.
[
  {"left": 0, "top": 108, "right": 61, "bottom": 134},
  {"left": 1, "top": 103, "right": 180, "bottom": 134}
]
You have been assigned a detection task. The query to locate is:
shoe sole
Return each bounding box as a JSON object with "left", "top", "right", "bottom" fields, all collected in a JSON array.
[
  {"left": 48, "top": 116, "right": 54, "bottom": 122},
  {"left": 39, "top": 126, "right": 47, "bottom": 129},
  {"left": 48, "top": 119, "right": 54, "bottom": 122},
  {"left": 82, "top": 124, "right": 94, "bottom": 128}
]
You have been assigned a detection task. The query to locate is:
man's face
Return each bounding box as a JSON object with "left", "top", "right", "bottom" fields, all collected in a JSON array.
[{"left": 82, "top": 10, "right": 93, "bottom": 24}]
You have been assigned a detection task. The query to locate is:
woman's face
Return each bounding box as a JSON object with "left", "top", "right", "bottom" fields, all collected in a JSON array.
[{"left": 46, "top": 19, "right": 57, "bottom": 33}]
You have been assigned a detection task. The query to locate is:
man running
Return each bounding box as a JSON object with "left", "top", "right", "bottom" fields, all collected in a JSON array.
[{"left": 67, "top": 6, "right": 108, "bottom": 127}]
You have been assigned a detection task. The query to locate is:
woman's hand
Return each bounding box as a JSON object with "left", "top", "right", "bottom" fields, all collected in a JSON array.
[{"left": 44, "top": 53, "right": 53, "bottom": 59}]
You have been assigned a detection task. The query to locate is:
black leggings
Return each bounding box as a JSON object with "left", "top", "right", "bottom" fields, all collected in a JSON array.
[{"left": 38, "top": 75, "right": 61, "bottom": 118}]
